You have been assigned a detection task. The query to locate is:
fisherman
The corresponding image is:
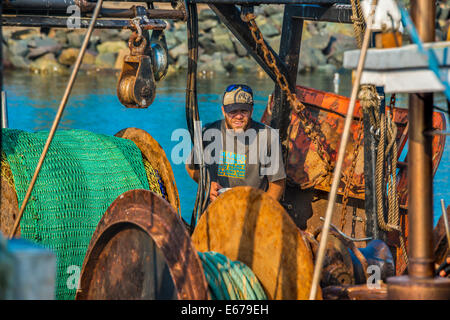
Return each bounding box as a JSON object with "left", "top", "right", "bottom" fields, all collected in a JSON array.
[{"left": 185, "top": 84, "right": 286, "bottom": 203}]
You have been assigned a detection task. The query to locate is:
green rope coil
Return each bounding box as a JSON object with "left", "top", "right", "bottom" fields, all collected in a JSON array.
[{"left": 197, "top": 251, "right": 267, "bottom": 300}]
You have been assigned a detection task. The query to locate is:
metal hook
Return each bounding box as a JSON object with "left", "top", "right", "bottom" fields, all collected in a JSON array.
[{"left": 131, "top": 17, "right": 143, "bottom": 42}]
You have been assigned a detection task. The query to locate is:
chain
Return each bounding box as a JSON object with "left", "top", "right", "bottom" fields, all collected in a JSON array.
[
  {"left": 243, "top": 13, "right": 334, "bottom": 188},
  {"left": 389, "top": 93, "right": 396, "bottom": 120},
  {"left": 338, "top": 0, "right": 366, "bottom": 231},
  {"left": 339, "top": 108, "right": 364, "bottom": 230}
]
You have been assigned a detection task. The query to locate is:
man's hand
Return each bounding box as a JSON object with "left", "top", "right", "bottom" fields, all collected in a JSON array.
[{"left": 210, "top": 181, "right": 223, "bottom": 202}]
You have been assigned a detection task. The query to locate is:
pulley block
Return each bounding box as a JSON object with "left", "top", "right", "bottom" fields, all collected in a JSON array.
[{"left": 117, "top": 32, "right": 156, "bottom": 108}]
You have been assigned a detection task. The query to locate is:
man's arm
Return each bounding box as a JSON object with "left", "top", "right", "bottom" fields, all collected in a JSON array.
[
  {"left": 185, "top": 163, "right": 199, "bottom": 184},
  {"left": 266, "top": 178, "right": 285, "bottom": 201}
]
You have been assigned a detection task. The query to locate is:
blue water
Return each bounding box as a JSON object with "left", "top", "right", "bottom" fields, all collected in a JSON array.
[{"left": 3, "top": 69, "right": 448, "bottom": 226}]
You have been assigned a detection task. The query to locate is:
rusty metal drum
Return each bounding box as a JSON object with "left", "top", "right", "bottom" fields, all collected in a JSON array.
[{"left": 76, "top": 189, "right": 209, "bottom": 300}]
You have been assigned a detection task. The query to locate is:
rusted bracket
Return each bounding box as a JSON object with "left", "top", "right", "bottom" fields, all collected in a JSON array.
[{"left": 208, "top": 3, "right": 289, "bottom": 83}]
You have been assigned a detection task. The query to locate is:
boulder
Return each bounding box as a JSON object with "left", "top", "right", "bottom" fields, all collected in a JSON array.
[
  {"left": 199, "top": 54, "right": 214, "bottom": 64},
  {"left": 199, "top": 33, "right": 216, "bottom": 55},
  {"left": 263, "top": 4, "right": 282, "bottom": 17},
  {"left": 8, "top": 55, "right": 31, "bottom": 69},
  {"left": 198, "top": 9, "right": 217, "bottom": 21},
  {"left": 96, "top": 41, "right": 128, "bottom": 54},
  {"left": 234, "top": 57, "right": 256, "bottom": 73},
  {"left": 67, "top": 31, "right": 85, "bottom": 48},
  {"left": 95, "top": 52, "right": 117, "bottom": 69},
  {"left": 174, "top": 29, "right": 187, "bottom": 44},
  {"left": 270, "top": 12, "right": 284, "bottom": 23},
  {"left": 118, "top": 29, "right": 133, "bottom": 42},
  {"left": 305, "top": 22, "right": 328, "bottom": 37},
  {"left": 326, "top": 34, "right": 358, "bottom": 66},
  {"left": 199, "top": 19, "right": 219, "bottom": 31},
  {"left": 198, "top": 60, "right": 226, "bottom": 75},
  {"left": 169, "top": 42, "right": 188, "bottom": 60},
  {"left": 58, "top": 48, "right": 97, "bottom": 66},
  {"left": 29, "top": 53, "right": 67, "bottom": 74},
  {"left": 27, "top": 35, "right": 59, "bottom": 49},
  {"left": 303, "top": 34, "right": 331, "bottom": 51},
  {"left": 232, "top": 38, "right": 248, "bottom": 57},
  {"left": 324, "top": 23, "right": 356, "bottom": 38},
  {"left": 114, "top": 48, "right": 131, "bottom": 70},
  {"left": 267, "top": 36, "right": 281, "bottom": 51},
  {"left": 98, "top": 29, "right": 120, "bottom": 43},
  {"left": 8, "top": 39, "right": 29, "bottom": 57},
  {"left": 27, "top": 44, "right": 63, "bottom": 60},
  {"left": 298, "top": 46, "right": 327, "bottom": 72},
  {"left": 164, "top": 31, "right": 179, "bottom": 50},
  {"left": 212, "top": 32, "right": 234, "bottom": 53},
  {"left": 48, "top": 29, "right": 69, "bottom": 47},
  {"left": 221, "top": 53, "right": 238, "bottom": 72},
  {"left": 175, "top": 54, "right": 189, "bottom": 70},
  {"left": 11, "top": 28, "right": 40, "bottom": 40},
  {"left": 258, "top": 19, "right": 280, "bottom": 38}
]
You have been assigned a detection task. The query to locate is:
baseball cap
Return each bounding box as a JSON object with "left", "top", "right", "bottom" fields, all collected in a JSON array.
[{"left": 222, "top": 84, "right": 254, "bottom": 113}]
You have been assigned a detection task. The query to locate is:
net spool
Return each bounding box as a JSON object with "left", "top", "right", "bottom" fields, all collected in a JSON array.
[
  {"left": 115, "top": 127, "right": 180, "bottom": 215},
  {"left": 76, "top": 189, "right": 208, "bottom": 299},
  {"left": 191, "top": 186, "right": 322, "bottom": 300}
]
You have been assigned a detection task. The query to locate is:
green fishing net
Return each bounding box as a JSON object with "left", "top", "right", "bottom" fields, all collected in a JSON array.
[{"left": 2, "top": 128, "right": 152, "bottom": 300}]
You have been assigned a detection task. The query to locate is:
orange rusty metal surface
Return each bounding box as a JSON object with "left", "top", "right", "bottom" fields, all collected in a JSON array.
[{"left": 261, "top": 85, "right": 447, "bottom": 210}]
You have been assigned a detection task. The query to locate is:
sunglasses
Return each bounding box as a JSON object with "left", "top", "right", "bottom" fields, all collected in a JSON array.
[{"left": 225, "top": 84, "right": 253, "bottom": 94}]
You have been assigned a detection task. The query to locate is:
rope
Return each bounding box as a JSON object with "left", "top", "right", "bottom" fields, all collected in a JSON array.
[
  {"left": 374, "top": 109, "right": 408, "bottom": 265},
  {"left": 197, "top": 251, "right": 267, "bottom": 300},
  {"left": 351, "top": 0, "right": 366, "bottom": 49}
]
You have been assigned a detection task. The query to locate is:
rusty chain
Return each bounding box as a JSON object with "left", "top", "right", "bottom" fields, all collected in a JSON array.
[
  {"left": 339, "top": 108, "right": 364, "bottom": 231},
  {"left": 389, "top": 93, "right": 396, "bottom": 120},
  {"left": 243, "top": 13, "right": 334, "bottom": 188}
]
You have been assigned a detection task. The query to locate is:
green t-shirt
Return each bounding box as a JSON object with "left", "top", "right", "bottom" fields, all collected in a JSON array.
[{"left": 191, "top": 119, "right": 286, "bottom": 191}]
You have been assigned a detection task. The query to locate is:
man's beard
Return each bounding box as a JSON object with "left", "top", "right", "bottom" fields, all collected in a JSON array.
[{"left": 224, "top": 116, "right": 251, "bottom": 132}]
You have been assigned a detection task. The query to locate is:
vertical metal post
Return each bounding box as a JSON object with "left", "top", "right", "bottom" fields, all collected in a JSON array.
[
  {"left": 2, "top": 91, "right": 8, "bottom": 129},
  {"left": 407, "top": 91, "right": 435, "bottom": 278},
  {"left": 270, "top": 5, "right": 303, "bottom": 144},
  {"left": 388, "top": 0, "right": 450, "bottom": 299},
  {"left": 407, "top": 0, "right": 435, "bottom": 280}
]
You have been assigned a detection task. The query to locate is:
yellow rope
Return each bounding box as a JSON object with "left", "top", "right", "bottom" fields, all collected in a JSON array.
[
  {"left": 351, "top": 0, "right": 366, "bottom": 49},
  {"left": 1, "top": 151, "right": 15, "bottom": 190},
  {"left": 142, "top": 156, "right": 165, "bottom": 198}
]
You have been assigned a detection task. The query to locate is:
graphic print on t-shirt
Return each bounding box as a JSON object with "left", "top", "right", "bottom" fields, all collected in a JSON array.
[{"left": 217, "top": 151, "right": 246, "bottom": 179}]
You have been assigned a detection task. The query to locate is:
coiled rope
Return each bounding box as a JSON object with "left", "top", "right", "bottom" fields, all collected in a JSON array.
[{"left": 197, "top": 251, "right": 267, "bottom": 300}]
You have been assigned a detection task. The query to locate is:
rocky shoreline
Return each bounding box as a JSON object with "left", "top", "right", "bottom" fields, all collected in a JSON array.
[{"left": 2, "top": 4, "right": 449, "bottom": 79}]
